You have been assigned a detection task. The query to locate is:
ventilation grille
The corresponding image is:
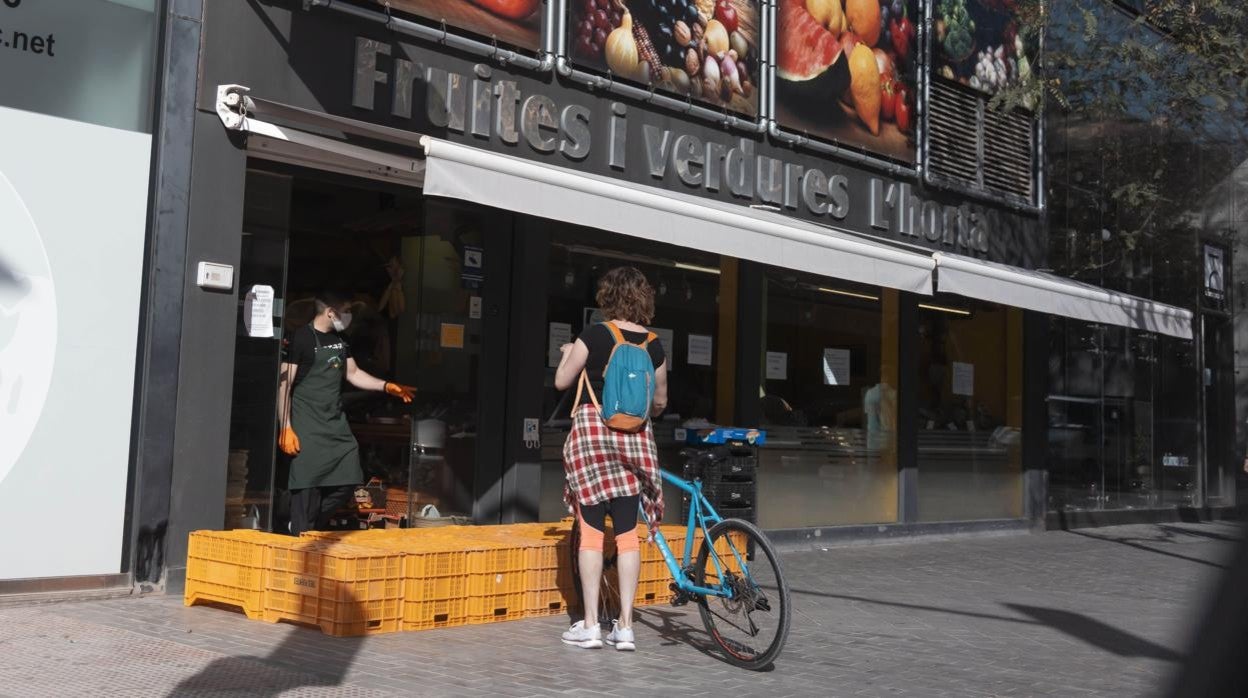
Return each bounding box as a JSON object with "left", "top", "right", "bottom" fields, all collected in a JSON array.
[
  {"left": 983, "top": 108, "right": 1034, "bottom": 199},
  {"left": 926, "top": 79, "right": 1035, "bottom": 203}
]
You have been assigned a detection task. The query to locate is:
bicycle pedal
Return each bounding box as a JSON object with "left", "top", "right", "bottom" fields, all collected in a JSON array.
[{"left": 669, "top": 582, "right": 690, "bottom": 607}]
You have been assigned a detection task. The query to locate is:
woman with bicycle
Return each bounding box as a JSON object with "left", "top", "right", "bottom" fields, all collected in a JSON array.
[{"left": 554, "top": 266, "right": 668, "bottom": 651}]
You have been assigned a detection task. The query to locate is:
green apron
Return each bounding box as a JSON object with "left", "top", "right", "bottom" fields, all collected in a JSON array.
[{"left": 288, "top": 327, "right": 362, "bottom": 490}]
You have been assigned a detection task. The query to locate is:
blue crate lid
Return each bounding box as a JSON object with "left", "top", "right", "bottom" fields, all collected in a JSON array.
[{"left": 679, "top": 427, "right": 766, "bottom": 446}]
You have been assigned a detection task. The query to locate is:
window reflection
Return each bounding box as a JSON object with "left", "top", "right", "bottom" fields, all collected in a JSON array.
[
  {"left": 756, "top": 273, "right": 898, "bottom": 528},
  {"left": 916, "top": 300, "right": 1023, "bottom": 521}
]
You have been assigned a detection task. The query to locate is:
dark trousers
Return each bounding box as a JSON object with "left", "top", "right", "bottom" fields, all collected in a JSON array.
[{"left": 289, "top": 484, "right": 355, "bottom": 536}]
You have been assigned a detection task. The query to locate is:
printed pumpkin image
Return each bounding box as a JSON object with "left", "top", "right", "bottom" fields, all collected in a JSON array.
[
  {"left": 774, "top": 0, "right": 917, "bottom": 162},
  {"left": 375, "top": 0, "right": 541, "bottom": 50}
]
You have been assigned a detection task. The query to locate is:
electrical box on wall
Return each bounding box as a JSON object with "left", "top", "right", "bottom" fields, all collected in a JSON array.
[{"left": 196, "top": 261, "right": 234, "bottom": 290}]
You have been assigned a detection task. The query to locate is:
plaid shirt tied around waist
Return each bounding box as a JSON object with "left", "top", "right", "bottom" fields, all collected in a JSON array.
[{"left": 563, "top": 404, "right": 664, "bottom": 538}]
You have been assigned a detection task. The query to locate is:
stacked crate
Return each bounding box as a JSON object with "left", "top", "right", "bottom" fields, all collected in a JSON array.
[{"left": 184, "top": 520, "right": 751, "bottom": 637}]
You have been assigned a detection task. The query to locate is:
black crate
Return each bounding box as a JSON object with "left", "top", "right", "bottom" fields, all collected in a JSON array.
[
  {"left": 715, "top": 506, "right": 755, "bottom": 524},
  {"left": 708, "top": 480, "right": 755, "bottom": 508},
  {"left": 707, "top": 455, "right": 756, "bottom": 483}
]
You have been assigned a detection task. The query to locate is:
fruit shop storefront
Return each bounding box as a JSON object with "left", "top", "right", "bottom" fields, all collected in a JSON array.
[{"left": 132, "top": 0, "right": 1193, "bottom": 589}]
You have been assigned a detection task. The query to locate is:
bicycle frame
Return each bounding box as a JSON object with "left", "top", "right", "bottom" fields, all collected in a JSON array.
[{"left": 639, "top": 470, "right": 735, "bottom": 599}]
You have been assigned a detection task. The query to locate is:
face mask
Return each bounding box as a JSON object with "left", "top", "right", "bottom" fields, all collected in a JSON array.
[{"left": 331, "top": 311, "right": 352, "bottom": 332}]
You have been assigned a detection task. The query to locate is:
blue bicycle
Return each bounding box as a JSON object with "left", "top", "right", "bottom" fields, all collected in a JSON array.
[{"left": 572, "top": 447, "right": 792, "bottom": 670}]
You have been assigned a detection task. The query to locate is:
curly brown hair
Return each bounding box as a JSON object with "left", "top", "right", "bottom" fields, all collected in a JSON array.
[{"left": 595, "top": 266, "right": 655, "bottom": 325}]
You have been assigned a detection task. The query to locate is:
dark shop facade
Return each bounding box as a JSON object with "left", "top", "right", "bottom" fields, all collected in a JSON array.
[{"left": 2, "top": 0, "right": 1225, "bottom": 594}]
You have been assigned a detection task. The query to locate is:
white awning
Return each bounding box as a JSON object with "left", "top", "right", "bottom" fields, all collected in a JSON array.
[
  {"left": 934, "top": 252, "right": 1193, "bottom": 339},
  {"left": 420, "top": 137, "right": 935, "bottom": 295}
]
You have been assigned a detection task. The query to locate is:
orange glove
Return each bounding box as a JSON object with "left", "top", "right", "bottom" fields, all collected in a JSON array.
[
  {"left": 278, "top": 426, "right": 301, "bottom": 455},
  {"left": 384, "top": 382, "right": 416, "bottom": 403}
]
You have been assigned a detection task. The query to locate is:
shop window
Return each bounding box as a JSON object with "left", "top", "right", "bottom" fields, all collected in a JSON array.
[
  {"left": 537, "top": 225, "right": 725, "bottom": 522},
  {"left": 1046, "top": 318, "right": 1200, "bottom": 512},
  {"left": 756, "top": 274, "right": 899, "bottom": 528},
  {"left": 915, "top": 300, "right": 1023, "bottom": 521}
]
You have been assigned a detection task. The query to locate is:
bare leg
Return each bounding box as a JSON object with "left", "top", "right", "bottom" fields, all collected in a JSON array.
[
  {"left": 616, "top": 549, "right": 640, "bottom": 629},
  {"left": 578, "top": 549, "right": 604, "bottom": 629}
]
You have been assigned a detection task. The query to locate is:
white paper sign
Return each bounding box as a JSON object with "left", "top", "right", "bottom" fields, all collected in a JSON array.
[
  {"left": 469, "top": 296, "right": 482, "bottom": 319},
  {"left": 548, "top": 322, "right": 573, "bottom": 368},
  {"left": 688, "top": 334, "right": 713, "bottom": 366},
  {"left": 652, "top": 327, "right": 675, "bottom": 372},
  {"left": 243, "top": 285, "right": 274, "bottom": 338},
  {"left": 766, "top": 352, "right": 788, "bottom": 380},
  {"left": 952, "top": 362, "right": 975, "bottom": 396},
  {"left": 822, "top": 348, "right": 851, "bottom": 385}
]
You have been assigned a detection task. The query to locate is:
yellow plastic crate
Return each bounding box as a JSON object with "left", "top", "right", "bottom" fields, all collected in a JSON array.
[
  {"left": 263, "top": 540, "right": 404, "bottom": 637},
  {"left": 404, "top": 596, "right": 467, "bottom": 631},
  {"left": 522, "top": 588, "right": 569, "bottom": 617},
  {"left": 466, "top": 590, "right": 526, "bottom": 624},
  {"left": 183, "top": 530, "right": 284, "bottom": 620},
  {"left": 634, "top": 578, "right": 672, "bottom": 605}
]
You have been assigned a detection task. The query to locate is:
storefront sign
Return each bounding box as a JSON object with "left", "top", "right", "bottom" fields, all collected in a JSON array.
[
  {"left": 765, "top": 351, "right": 787, "bottom": 380},
  {"left": 688, "top": 334, "right": 713, "bottom": 366},
  {"left": 350, "top": 38, "right": 1035, "bottom": 259},
  {"left": 440, "top": 322, "right": 465, "bottom": 349},
  {"left": 548, "top": 321, "right": 572, "bottom": 367},
  {"left": 651, "top": 327, "right": 675, "bottom": 372},
  {"left": 822, "top": 348, "right": 850, "bottom": 385},
  {"left": 952, "top": 361, "right": 974, "bottom": 396},
  {"left": 1204, "top": 244, "right": 1225, "bottom": 301}
]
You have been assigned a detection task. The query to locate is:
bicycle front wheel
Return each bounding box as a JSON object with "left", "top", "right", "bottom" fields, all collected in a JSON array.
[{"left": 694, "top": 518, "right": 792, "bottom": 670}]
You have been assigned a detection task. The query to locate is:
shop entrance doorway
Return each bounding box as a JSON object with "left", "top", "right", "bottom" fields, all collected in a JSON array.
[{"left": 223, "top": 163, "right": 513, "bottom": 533}]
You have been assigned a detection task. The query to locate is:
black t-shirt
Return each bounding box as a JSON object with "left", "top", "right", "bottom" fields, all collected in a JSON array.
[
  {"left": 282, "top": 325, "right": 352, "bottom": 385},
  {"left": 575, "top": 323, "right": 665, "bottom": 405}
]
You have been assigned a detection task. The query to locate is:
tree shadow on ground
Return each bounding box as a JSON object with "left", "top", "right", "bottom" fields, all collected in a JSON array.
[
  {"left": 1063, "top": 528, "right": 1228, "bottom": 569},
  {"left": 1005, "top": 603, "right": 1181, "bottom": 662},
  {"left": 168, "top": 620, "right": 366, "bottom": 697},
  {"left": 789, "top": 587, "right": 1179, "bottom": 662},
  {"left": 1156, "top": 523, "right": 1243, "bottom": 543}
]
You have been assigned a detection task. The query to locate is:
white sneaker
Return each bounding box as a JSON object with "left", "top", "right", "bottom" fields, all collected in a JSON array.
[
  {"left": 561, "top": 621, "right": 603, "bottom": 649},
  {"left": 605, "top": 620, "right": 635, "bottom": 651}
]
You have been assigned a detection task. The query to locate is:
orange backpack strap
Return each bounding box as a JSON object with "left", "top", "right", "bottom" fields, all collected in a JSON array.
[
  {"left": 603, "top": 321, "right": 626, "bottom": 345},
  {"left": 571, "top": 369, "right": 601, "bottom": 417},
  {"left": 642, "top": 332, "right": 657, "bottom": 347}
]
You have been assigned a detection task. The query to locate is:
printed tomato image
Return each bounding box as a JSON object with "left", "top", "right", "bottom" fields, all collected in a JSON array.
[
  {"left": 774, "top": 0, "right": 917, "bottom": 163},
  {"left": 569, "top": 0, "right": 761, "bottom": 116},
  {"left": 380, "top": 0, "right": 541, "bottom": 51}
]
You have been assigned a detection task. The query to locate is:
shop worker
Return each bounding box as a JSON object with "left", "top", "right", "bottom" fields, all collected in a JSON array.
[{"left": 277, "top": 292, "right": 415, "bottom": 535}]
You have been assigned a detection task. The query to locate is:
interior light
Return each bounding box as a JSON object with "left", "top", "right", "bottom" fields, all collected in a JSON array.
[
  {"left": 918, "top": 303, "right": 971, "bottom": 316},
  {"left": 817, "top": 287, "right": 879, "bottom": 301},
  {"left": 673, "top": 262, "right": 721, "bottom": 275}
]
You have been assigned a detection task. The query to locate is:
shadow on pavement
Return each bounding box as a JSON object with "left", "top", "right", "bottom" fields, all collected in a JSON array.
[
  {"left": 1005, "top": 603, "right": 1181, "bottom": 661},
  {"left": 788, "top": 587, "right": 1035, "bottom": 626},
  {"left": 634, "top": 606, "right": 779, "bottom": 671},
  {"left": 169, "top": 624, "right": 366, "bottom": 697},
  {"left": 1165, "top": 527, "right": 1248, "bottom": 696},
  {"left": 1156, "top": 523, "right": 1243, "bottom": 543},
  {"left": 1062, "top": 528, "right": 1228, "bottom": 569}
]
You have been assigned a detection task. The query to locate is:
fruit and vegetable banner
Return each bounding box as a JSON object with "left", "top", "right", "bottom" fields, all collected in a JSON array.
[
  {"left": 933, "top": 0, "right": 1033, "bottom": 102},
  {"left": 775, "top": 0, "right": 918, "bottom": 163},
  {"left": 569, "top": 0, "right": 761, "bottom": 116},
  {"left": 380, "top": 0, "right": 542, "bottom": 51}
]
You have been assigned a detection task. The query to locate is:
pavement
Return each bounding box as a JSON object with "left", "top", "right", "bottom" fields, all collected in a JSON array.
[{"left": 0, "top": 521, "right": 1239, "bottom": 697}]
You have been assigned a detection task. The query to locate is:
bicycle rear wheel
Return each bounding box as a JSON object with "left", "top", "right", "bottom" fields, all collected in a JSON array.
[
  {"left": 568, "top": 517, "right": 621, "bottom": 631},
  {"left": 694, "top": 518, "right": 791, "bottom": 670}
]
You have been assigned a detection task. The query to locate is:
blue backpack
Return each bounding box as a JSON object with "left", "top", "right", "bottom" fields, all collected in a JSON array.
[{"left": 575, "top": 322, "right": 657, "bottom": 433}]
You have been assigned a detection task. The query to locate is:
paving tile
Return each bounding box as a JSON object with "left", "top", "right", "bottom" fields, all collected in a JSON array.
[{"left": 3, "top": 521, "right": 1240, "bottom": 697}]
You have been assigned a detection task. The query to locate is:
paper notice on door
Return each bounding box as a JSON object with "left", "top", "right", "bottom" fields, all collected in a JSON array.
[
  {"left": 548, "top": 322, "right": 572, "bottom": 368},
  {"left": 822, "top": 348, "right": 851, "bottom": 385},
  {"left": 952, "top": 362, "right": 974, "bottom": 396},
  {"left": 469, "top": 296, "right": 482, "bottom": 319},
  {"left": 652, "top": 327, "right": 675, "bottom": 372},
  {"left": 766, "top": 351, "right": 787, "bottom": 380},
  {"left": 688, "top": 334, "right": 713, "bottom": 366},
  {"left": 440, "top": 323, "right": 465, "bottom": 349},
  {"left": 243, "top": 285, "right": 274, "bottom": 338}
]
